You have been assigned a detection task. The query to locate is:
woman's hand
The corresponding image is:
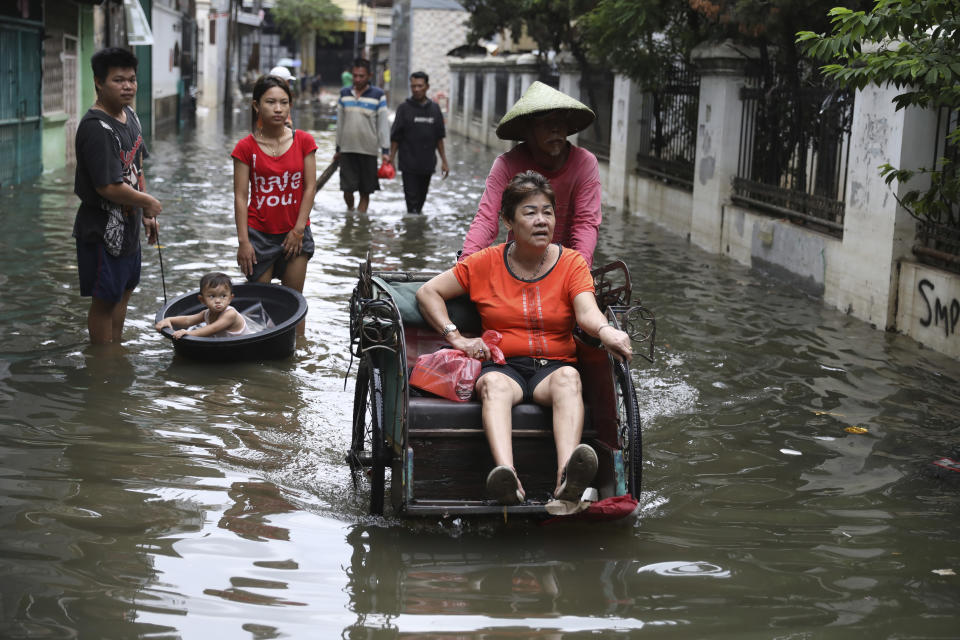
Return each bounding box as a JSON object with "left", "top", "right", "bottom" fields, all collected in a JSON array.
[
  {"left": 237, "top": 240, "right": 256, "bottom": 276},
  {"left": 282, "top": 228, "right": 304, "bottom": 259},
  {"left": 598, "top": 325, "right": 633, "bottom": 362},
  {"left": 451, "top": 336, "right": 489, "bottom": 361}
]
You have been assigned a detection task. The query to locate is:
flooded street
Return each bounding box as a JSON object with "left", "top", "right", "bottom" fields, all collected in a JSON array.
[{"left": 2, "top": 99, "right": 960, "bottom": 638}]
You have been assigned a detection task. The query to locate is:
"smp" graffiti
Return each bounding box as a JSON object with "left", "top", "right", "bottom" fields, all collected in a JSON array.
[{"left": 918, "top": 279, "right": 960, "bottom": 337}]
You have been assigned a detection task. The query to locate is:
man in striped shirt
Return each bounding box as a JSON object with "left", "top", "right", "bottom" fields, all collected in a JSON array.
[{"left": 334, "top": 58, "right": 391, "bottom": 213}]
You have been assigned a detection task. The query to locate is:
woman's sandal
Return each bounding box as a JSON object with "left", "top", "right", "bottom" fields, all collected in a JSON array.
[
  {"left": 486, "top": 465, "right": 525, "bottom": 505},
  {"left": 554, "top": 443, "right": 598, "bottom": 502}
]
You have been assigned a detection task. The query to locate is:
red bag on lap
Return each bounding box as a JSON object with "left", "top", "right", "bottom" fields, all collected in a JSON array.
[
  {"left": 481, "top": 330, "right": 506, "bottom": 365},
  {"left": 410, "top": 349, "right": 480, "bottom": 402}
]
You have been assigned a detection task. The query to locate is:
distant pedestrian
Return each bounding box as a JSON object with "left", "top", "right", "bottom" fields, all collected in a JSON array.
[
  {"left": 460, "top": 82, "right": 601, "bottom": 266},
  {"left": 341, "top": 68, "right": 353, "bottom": 88},
  {"left": 311, "top": 72, "right": 322, "bottom": 99},
  {"left": 73, "top": 47, "right": 162, "bottom": 344},
  {"left": 389, "top": 71, "right": 449, "bottom": 213},
  {"left": 334, "top": 58, "right": 390, "bottom": 213}
]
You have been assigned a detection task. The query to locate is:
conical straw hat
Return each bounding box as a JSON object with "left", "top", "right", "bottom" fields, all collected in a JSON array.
[{"left": 495, "top": 81, "right": 596, "bottom": 141}]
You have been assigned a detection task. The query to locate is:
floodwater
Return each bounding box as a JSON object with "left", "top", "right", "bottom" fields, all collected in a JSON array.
[{"left": 1, "top": 95, "right": 960, "bottom": 639}]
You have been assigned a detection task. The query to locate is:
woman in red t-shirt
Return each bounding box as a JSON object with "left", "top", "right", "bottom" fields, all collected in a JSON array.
[
  {"left": 232, "top": 75, "right": 318, "bottom": 302},
  {"left": 417, "top": 171, "right": 633, "bottom": 506}
]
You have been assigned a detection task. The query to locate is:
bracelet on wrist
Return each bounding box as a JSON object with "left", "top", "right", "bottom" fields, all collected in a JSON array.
[{"left": 597, "top": 324, "right": 614, "bottom": 338}]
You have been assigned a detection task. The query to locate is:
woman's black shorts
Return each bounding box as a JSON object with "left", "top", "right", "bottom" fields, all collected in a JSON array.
[{"left": 479, "top": 356, "right": 574, "bottom": 402}]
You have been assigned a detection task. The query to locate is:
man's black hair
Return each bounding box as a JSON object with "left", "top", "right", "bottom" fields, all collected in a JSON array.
[
  {"left": 410, "top": 71, "right": 429, "bottom": 84},
  {"left": 351, "top": 58, "right": 371, "bottom": 72},
  {"left": 91, "top": 47, "right": 138, "bottom": 82}
]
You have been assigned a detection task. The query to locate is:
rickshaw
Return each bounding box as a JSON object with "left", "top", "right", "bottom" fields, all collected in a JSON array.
[{"left": 346, "top": 255, "right": 655, "bottom": 519}]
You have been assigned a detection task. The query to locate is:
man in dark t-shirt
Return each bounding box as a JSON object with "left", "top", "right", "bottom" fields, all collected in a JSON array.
[
  {"left": 73, "top": 47, "right": 162, "bottom": 344},
  {"left": 388, "top": 71, "right": 449, "bottom": 213}
]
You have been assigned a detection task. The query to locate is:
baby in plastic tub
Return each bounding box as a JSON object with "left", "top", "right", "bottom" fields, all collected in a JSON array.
[{"left": 155, "top": 272, "right": 254, "bottom": 339}]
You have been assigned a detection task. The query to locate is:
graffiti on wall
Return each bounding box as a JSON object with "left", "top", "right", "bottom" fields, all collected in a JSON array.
[{"left": 918, "top": 279, "right": 960, "bottom": 337}]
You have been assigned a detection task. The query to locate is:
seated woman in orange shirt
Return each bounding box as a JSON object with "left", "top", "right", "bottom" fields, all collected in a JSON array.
[{"left": 416, "top": 171, "right": 633, "bottom": 505}]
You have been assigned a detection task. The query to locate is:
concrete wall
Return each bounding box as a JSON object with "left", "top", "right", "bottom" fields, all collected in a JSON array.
[
  {"left": 898, "top": 262, "right": 960, "bottom": 358},
  {"left": 196, "top": 0, "right": 229, "bottom": 109},
  {"left": 152, "top": 2, "right": 182, "bottom": 133},
  {"left": 409, "top": 8, "right": 467, "bottom": 110}
]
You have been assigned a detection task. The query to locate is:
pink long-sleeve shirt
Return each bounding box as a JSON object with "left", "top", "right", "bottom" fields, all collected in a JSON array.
[{"left": 460, "top": 143, "right": 602, "bottom": 266}]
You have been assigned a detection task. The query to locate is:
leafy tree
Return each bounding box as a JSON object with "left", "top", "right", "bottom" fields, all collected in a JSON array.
[
  {"left": 459, "top": 0, "right": 596, "bottom": 68},
  {"left": 797, "top": 0, "right": 960, "bottom": 223},
  {"left": 271, "top": 0, "right": 343, "bottom": 44}
]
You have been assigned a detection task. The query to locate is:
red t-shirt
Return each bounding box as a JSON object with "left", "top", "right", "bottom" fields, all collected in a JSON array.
[
  {"left": 453, "top": 243, "right": 595, "bottom": 362},
  {"left": 231, "top": 129, "right": 318, "bottom": 234}
]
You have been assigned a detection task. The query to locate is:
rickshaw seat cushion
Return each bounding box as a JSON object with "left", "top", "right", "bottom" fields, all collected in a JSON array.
[
  {"left": 408, "top": 396, "right": 592, "bottom": 434},
  {"left": 373, "top": 278, "right": 482, "bottom": 334}
]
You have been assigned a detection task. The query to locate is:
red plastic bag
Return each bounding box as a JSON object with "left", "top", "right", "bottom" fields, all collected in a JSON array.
[
  {"left": 481, "top": 330, "right": 506, "bottom": 365},
  {"left": 377, "top": 161, "right": 395, "bottom": 179},
  {"left": 410, "top": 349, "right": 480, "bottom": 402},
  {"left": 541, "top": 494, "right": 640, "bottom": 526}
]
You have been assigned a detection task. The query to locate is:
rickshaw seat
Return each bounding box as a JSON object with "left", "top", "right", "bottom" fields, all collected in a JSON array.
[{"left": 408, "top": 396, "right": 594, "bottom": 437}]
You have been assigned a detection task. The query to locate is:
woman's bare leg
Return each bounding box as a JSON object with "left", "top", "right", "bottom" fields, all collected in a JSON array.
[
  {"left": 476, "top": 371, "right": 523, "bottom": 468},
  {"left": 531, "top": 366, "right": 584, "bottom": 492}
]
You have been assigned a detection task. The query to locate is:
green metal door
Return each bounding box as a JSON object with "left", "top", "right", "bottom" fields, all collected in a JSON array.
[{"left": 0, "top": 21, "right": 43, "bottom": 187}]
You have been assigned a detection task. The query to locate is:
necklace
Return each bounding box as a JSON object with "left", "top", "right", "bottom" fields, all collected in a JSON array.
[
  {"left": 256, "top": 128, "right": 287, "bottom": 157},
  {"left": 508, "top": 243, "right": 549, "bottom": 281}
]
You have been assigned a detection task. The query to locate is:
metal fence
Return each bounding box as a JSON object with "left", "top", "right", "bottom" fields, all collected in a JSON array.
[
  {"left": 472, "top": 73, "right": 483, "bottom": 122},
  {"left": 494, "top": 69, "right": 508, "bottom": 123},
  {"left": 578, "top": 70, "right": 614, "bottom": 161},
  {"left": 733, "top": 76, "right": 853, "bottom": 236},
  {"left": 635, "top": 62, "right": 700, "bottom": 191},
  {"left": 913, "top": 107, "right": 960, "bottom": 273}
]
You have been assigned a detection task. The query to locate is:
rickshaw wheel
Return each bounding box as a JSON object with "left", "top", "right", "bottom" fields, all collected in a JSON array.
[
  {"left": 614, "top": 360, "right": 643, "bottom": 498},
  {"left": 349, "top": 357, "right": 386, "bottom": 515}
]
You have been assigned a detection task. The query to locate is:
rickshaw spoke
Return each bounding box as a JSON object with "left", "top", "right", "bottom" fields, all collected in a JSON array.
[{"left": 613, "top": 360, "right": 643, "bottom": 498}]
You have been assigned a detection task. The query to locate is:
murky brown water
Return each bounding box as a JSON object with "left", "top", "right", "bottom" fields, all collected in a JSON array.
[{"left": 1, "top": 95, "right": 960, "bottom": 638}]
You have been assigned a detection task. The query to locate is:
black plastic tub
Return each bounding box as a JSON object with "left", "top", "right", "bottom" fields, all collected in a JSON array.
[{"left": 155, "top": 283, "right": 308, "bottom": 362}]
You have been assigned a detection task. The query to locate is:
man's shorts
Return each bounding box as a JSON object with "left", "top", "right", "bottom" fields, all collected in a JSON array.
[
  {"left": 479, "top": 356, "right": 575, "bottom": 402},
  {"left": 247, "top": 225, "right": 315, "bottom": 282},
  {"left": 76, "top": 241, "right": 141, "bottom": 303},
  {"left": 339, "top": 152, "right": 380, "bottom": 194}
]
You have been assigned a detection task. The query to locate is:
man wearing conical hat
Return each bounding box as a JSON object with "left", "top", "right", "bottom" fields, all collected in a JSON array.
[{"left": 459, "top": 81, "right": 602, "bottom": 266}]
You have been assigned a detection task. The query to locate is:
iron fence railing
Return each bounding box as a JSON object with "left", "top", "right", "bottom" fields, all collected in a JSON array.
[
  {"left": 913, "top": 107, "right": 960, "bottom": 273},
  {"left": 733, "top": 76, "right": 853, "bottom": 236},
  {"left": 494, "top": 69, "right": 508, "bottom": 124},
  {"left": 578, "top": 71, "right": 614, "bottom": 161},
  {"left": 472, "top": 74, "right": 483, "bottom": 122},
  {"left": 636, "top": 62, "right": 700, "bottom": 191}
]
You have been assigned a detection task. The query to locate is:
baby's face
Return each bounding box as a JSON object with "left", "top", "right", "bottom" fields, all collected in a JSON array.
[{"left": 199, "top": 285, "right": 233, "bottom": 313}]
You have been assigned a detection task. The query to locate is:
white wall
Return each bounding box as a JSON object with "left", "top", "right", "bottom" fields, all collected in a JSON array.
[{"left": 151, "top": 2, "right": 181, "bottom": 101}]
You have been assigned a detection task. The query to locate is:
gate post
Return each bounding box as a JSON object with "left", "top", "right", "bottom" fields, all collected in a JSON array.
[
  {"left": 690, "top": 41, "right": 758, "bottom": 253},
  {"left": 608, "top": 74, "right": 642, "bottom": 212},
  {"left": 828, "top": 86, "right": 939, "bottom": 329}
]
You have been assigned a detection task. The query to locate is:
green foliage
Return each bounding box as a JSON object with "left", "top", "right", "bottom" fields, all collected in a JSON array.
[
  {"left": 579, "top": 0, "right": 705, "bottom": 90},
  {"left": 271, "top": 0, "right": 343, "bottom": 44},
  {"left": 797, "top": 0, "right": 960, "bottom": 222},
  {"left": 459, "top": 0, "right": 596, "bottom": 64}
]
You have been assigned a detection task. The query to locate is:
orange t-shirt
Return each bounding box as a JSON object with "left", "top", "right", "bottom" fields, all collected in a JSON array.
[{"left": 453, "top": 243, "right": 595, "bottom": 362}]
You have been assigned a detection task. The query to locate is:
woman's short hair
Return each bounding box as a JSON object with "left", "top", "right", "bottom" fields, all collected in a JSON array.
[
  {"left": 200, "top": 272, "right": 233, "bottom": 293},
  {"left": 499, "top": 171, "right": 556, "bottom": 222},
  {"left": 250, "top": 75, "right": 292, "bottom": 129}
]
